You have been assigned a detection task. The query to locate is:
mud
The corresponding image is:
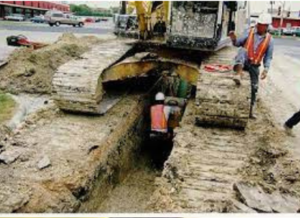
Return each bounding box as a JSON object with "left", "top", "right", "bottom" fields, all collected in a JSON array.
[{"left": 0, "top": 33, "right": 102, "bottom": 94}]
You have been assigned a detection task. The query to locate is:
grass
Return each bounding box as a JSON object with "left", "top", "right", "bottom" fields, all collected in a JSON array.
[{"left": 0, "top": 91, "right": 16, "bottom": 124}]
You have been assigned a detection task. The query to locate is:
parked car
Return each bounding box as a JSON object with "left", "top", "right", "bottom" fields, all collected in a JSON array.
[
  {"left": 4, "top": 14, "right": 25, "bottom": 21},
  {"left": 30, "top": 15, "right": 45, "bottom": 23},
  {"left": 44, "top": 10, "right": 84, "bottom": 27},
  {"left": 282, "top": 28, "right": 294, "bottom": 36},
  {"left": 85, "top": 17, "right": 95, "bottom": 23},
  {"left": 292, "top": 26, "right": 300, "bottom": 37}
]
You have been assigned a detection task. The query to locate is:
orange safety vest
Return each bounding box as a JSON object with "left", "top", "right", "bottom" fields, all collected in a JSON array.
[
  {"left": 151, "top": 104, "right": 168, "bottom": 132},
  {"left": 244, "top": 28, "right": 271, "bottom": 65}
]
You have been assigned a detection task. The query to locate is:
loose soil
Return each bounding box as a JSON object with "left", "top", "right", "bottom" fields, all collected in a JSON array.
[
  {"left": 0, "top": 33, "right": 103, "bottom": 94},
  {"left": 95, "top": 164, "right": 159, "bottom": 212}
]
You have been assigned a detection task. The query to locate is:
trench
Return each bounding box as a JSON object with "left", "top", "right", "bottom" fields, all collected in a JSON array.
[{"left": 78, "top": 75, "right": 183, "bottom": 213}]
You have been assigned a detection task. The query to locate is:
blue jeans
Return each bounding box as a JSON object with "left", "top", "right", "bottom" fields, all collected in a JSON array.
[
  {"left": 285, "top": 110, "right": 300, "bottom": 129},
  {"left": 234, "top": 48, "right": 260, "bottom": 107}
]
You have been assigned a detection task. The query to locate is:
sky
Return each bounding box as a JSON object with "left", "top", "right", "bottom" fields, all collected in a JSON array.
[{"left": 68, "top": 1, "right": 300, "bottom": 13}]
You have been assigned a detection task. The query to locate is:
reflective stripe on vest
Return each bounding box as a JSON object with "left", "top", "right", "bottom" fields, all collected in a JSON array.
[
  {"left": 244, "top": 28, "right": 271, "bottom": 65},
  {"left": 151, "top": 104, "right": 167, "bottom": 132}
]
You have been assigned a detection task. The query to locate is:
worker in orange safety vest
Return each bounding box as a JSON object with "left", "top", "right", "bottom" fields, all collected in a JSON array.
[
  {"left": 150, "top": 92, "right": 171, "bottom": 138},
  {"left": 229, "top": 13, "right": 274, "bottom": 119}
]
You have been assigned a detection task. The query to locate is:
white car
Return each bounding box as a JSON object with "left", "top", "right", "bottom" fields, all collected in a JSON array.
[{"left": 4, "top": 14, "right": 25, "bottom": 21}]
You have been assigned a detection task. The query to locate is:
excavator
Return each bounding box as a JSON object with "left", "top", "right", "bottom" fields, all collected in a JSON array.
[{"left": 52, "top": 1, "right": 251, "bottom": 129}]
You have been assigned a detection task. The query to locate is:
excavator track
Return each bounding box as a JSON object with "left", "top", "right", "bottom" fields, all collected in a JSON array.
[
  {"left": 53, "top": 41, "right": 250, "bottom": 130},
  {"left": 151, "top": 46, "right": 253, "bottom": 212},
  {"left": 152, "top": 100, "right": 256, "bottom": 212},
  {"left": 52, "top": 40, "right": 133, "bottom": 114},
  {"left": 195, "top": 47, "right": 251, "bottom": 129}
]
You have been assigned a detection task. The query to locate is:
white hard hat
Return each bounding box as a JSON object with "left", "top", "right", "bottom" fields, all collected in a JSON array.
[
  {"left": 257, "top": 13, "right": 272, "bottom": 25},
  {"left": 155, "top": 92, "right": 165, "bottom": 101}
]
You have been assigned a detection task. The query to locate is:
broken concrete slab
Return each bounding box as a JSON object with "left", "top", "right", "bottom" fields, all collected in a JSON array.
[
  {"left": 268, "top": 191, "right": 300, "bottom": 213},
  {"left": 234, "top": 182, "right": 300, "bottom": 213},
  {"left": 231, "top": 199, "right": 257, "bottom": 213},
  {"left": 0, "top": 60, "right": 8, "bottom": 68},
  {"left": 0, "top": 150, "right": 20, "bottom": 164},
  {"left": 37, "top": 156, "right": 51, "bottom": 170},
  {"left": 233, "top": 182, "right": 272, "bottom": 212}
]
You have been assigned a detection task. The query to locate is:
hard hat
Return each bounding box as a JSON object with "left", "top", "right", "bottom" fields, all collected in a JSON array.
[
  {"left": 155, "top": 92, "right": 165, "bottom": 101},
  {"left": 257, "top": 13, "right": 272, "bottom": 25}
]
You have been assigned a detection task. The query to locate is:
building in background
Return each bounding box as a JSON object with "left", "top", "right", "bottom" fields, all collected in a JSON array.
[
  {"left": 0, "top": 1, "right": 70, "bottom": 18},
  {"left": 251, "top": 8, "right": 300, "bottom": 29}
]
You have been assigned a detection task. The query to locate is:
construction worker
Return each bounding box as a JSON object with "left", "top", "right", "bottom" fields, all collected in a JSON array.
[
  {"left": 284, "top": 110, "right": 300, "bottom": 137},
  {"left": 229, "top": 13, "right": 274, "bottom": 119},
  {"left": 150, "top": 92, "right": 171, "bottom": 138},
  {"left": 166, "top": 99, "right": 182, "bottom": 134}
]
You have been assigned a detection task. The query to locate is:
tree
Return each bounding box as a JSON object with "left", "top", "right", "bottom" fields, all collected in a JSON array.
[{"left": 70, "top": 4, "right": 113, "bottom": 17}]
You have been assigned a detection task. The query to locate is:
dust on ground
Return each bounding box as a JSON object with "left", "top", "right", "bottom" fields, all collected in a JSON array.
[{"left": 0, "top": 33, "right": 103, "bottom": 94}]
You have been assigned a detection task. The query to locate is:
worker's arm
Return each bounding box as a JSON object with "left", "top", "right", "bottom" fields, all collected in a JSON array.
[
  {"left": 229, "top": 30, "right": 248, "bottom": 47},
  {"left": 261, "top": 38, "right": 274, "bottom": 80},
  {"left": 263, "top": 38, "right": 274, "bottom": 73},
  {"left": 164, "top": 106, "right": 171, "bottom": 121}
]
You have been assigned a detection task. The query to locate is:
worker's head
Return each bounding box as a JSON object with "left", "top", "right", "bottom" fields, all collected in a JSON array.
[
  {"left": 155, "top": 92, "right": 165, "bottom": 104},
  {"left": 257, "top": 13, "right": 272, "bottom": 35}
]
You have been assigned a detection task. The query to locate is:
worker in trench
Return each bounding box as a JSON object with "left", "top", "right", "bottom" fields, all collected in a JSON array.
[
  {"left": 149, "top": 92, "right": 182, "bottom": 167},
  {"left": 284, "top": 110, "right": 300, "bottom": 137},
  {"left": 150, "top": 92, "right": 173, "bottom": 139},
  {"left": 229, "top": 13, "right": 274, "bottom": 119}
]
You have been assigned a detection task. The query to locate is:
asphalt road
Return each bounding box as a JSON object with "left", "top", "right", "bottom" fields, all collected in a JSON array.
[
  {"left": 274, "top": 37, "right": 300, "bottom": 59},
  {"left": 0, "top": 20, "right": 114, "bottom": 34},
  {"left": 1, "top": 20, "right": 299, "bottom": 61}
]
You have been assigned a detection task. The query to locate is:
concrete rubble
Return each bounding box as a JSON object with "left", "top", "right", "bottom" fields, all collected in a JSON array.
[
  {"left": 0, "top": 149, "right": 20, "bottom": 164},
  {"left": 234, "top": 182, "right": 300, "bottom": 213},
  {"left": 37, "top": 156, "right": 51, "bottom": 170}
]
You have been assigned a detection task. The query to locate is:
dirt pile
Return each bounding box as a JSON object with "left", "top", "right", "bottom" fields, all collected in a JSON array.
[{"left": 0, "top": 33, "right": 101, "bottom": 94}]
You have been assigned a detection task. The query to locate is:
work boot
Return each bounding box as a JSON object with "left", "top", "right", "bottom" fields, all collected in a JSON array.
[
  {"left": 249, "top": 113, "right": 257, "bottom": 120},
  {"left": 283, "top": 124, "right": 296, "bottom": 137},
  {"left": 249, "top": 107, "right": 257, "bottom": 120},
  {"left": 233, "top": 64, "right": 243, "bottom": 86}
]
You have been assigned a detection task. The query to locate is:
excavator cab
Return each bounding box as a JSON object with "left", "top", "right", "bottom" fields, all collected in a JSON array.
[
  {"left": 167, "top": 1, "right": 236, "bottom": 50},
  {"left": 114, "top": 1, "right": 249, "bottom": 51}
]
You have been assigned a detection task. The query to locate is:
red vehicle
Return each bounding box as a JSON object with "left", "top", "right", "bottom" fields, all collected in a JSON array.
[{"left": 85, "top": 17, "right": 94, "bottom": 23}]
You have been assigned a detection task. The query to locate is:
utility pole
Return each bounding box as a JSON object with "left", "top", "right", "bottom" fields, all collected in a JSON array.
[
  {"left": 278, "top": 1, "right": 285, "bottom": 37},
  {"left": 270, "top": 1, "right": 275, "bottom": 15},
  {"left": 120, "top": 1, "right": 127, "bottom": 14}
]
